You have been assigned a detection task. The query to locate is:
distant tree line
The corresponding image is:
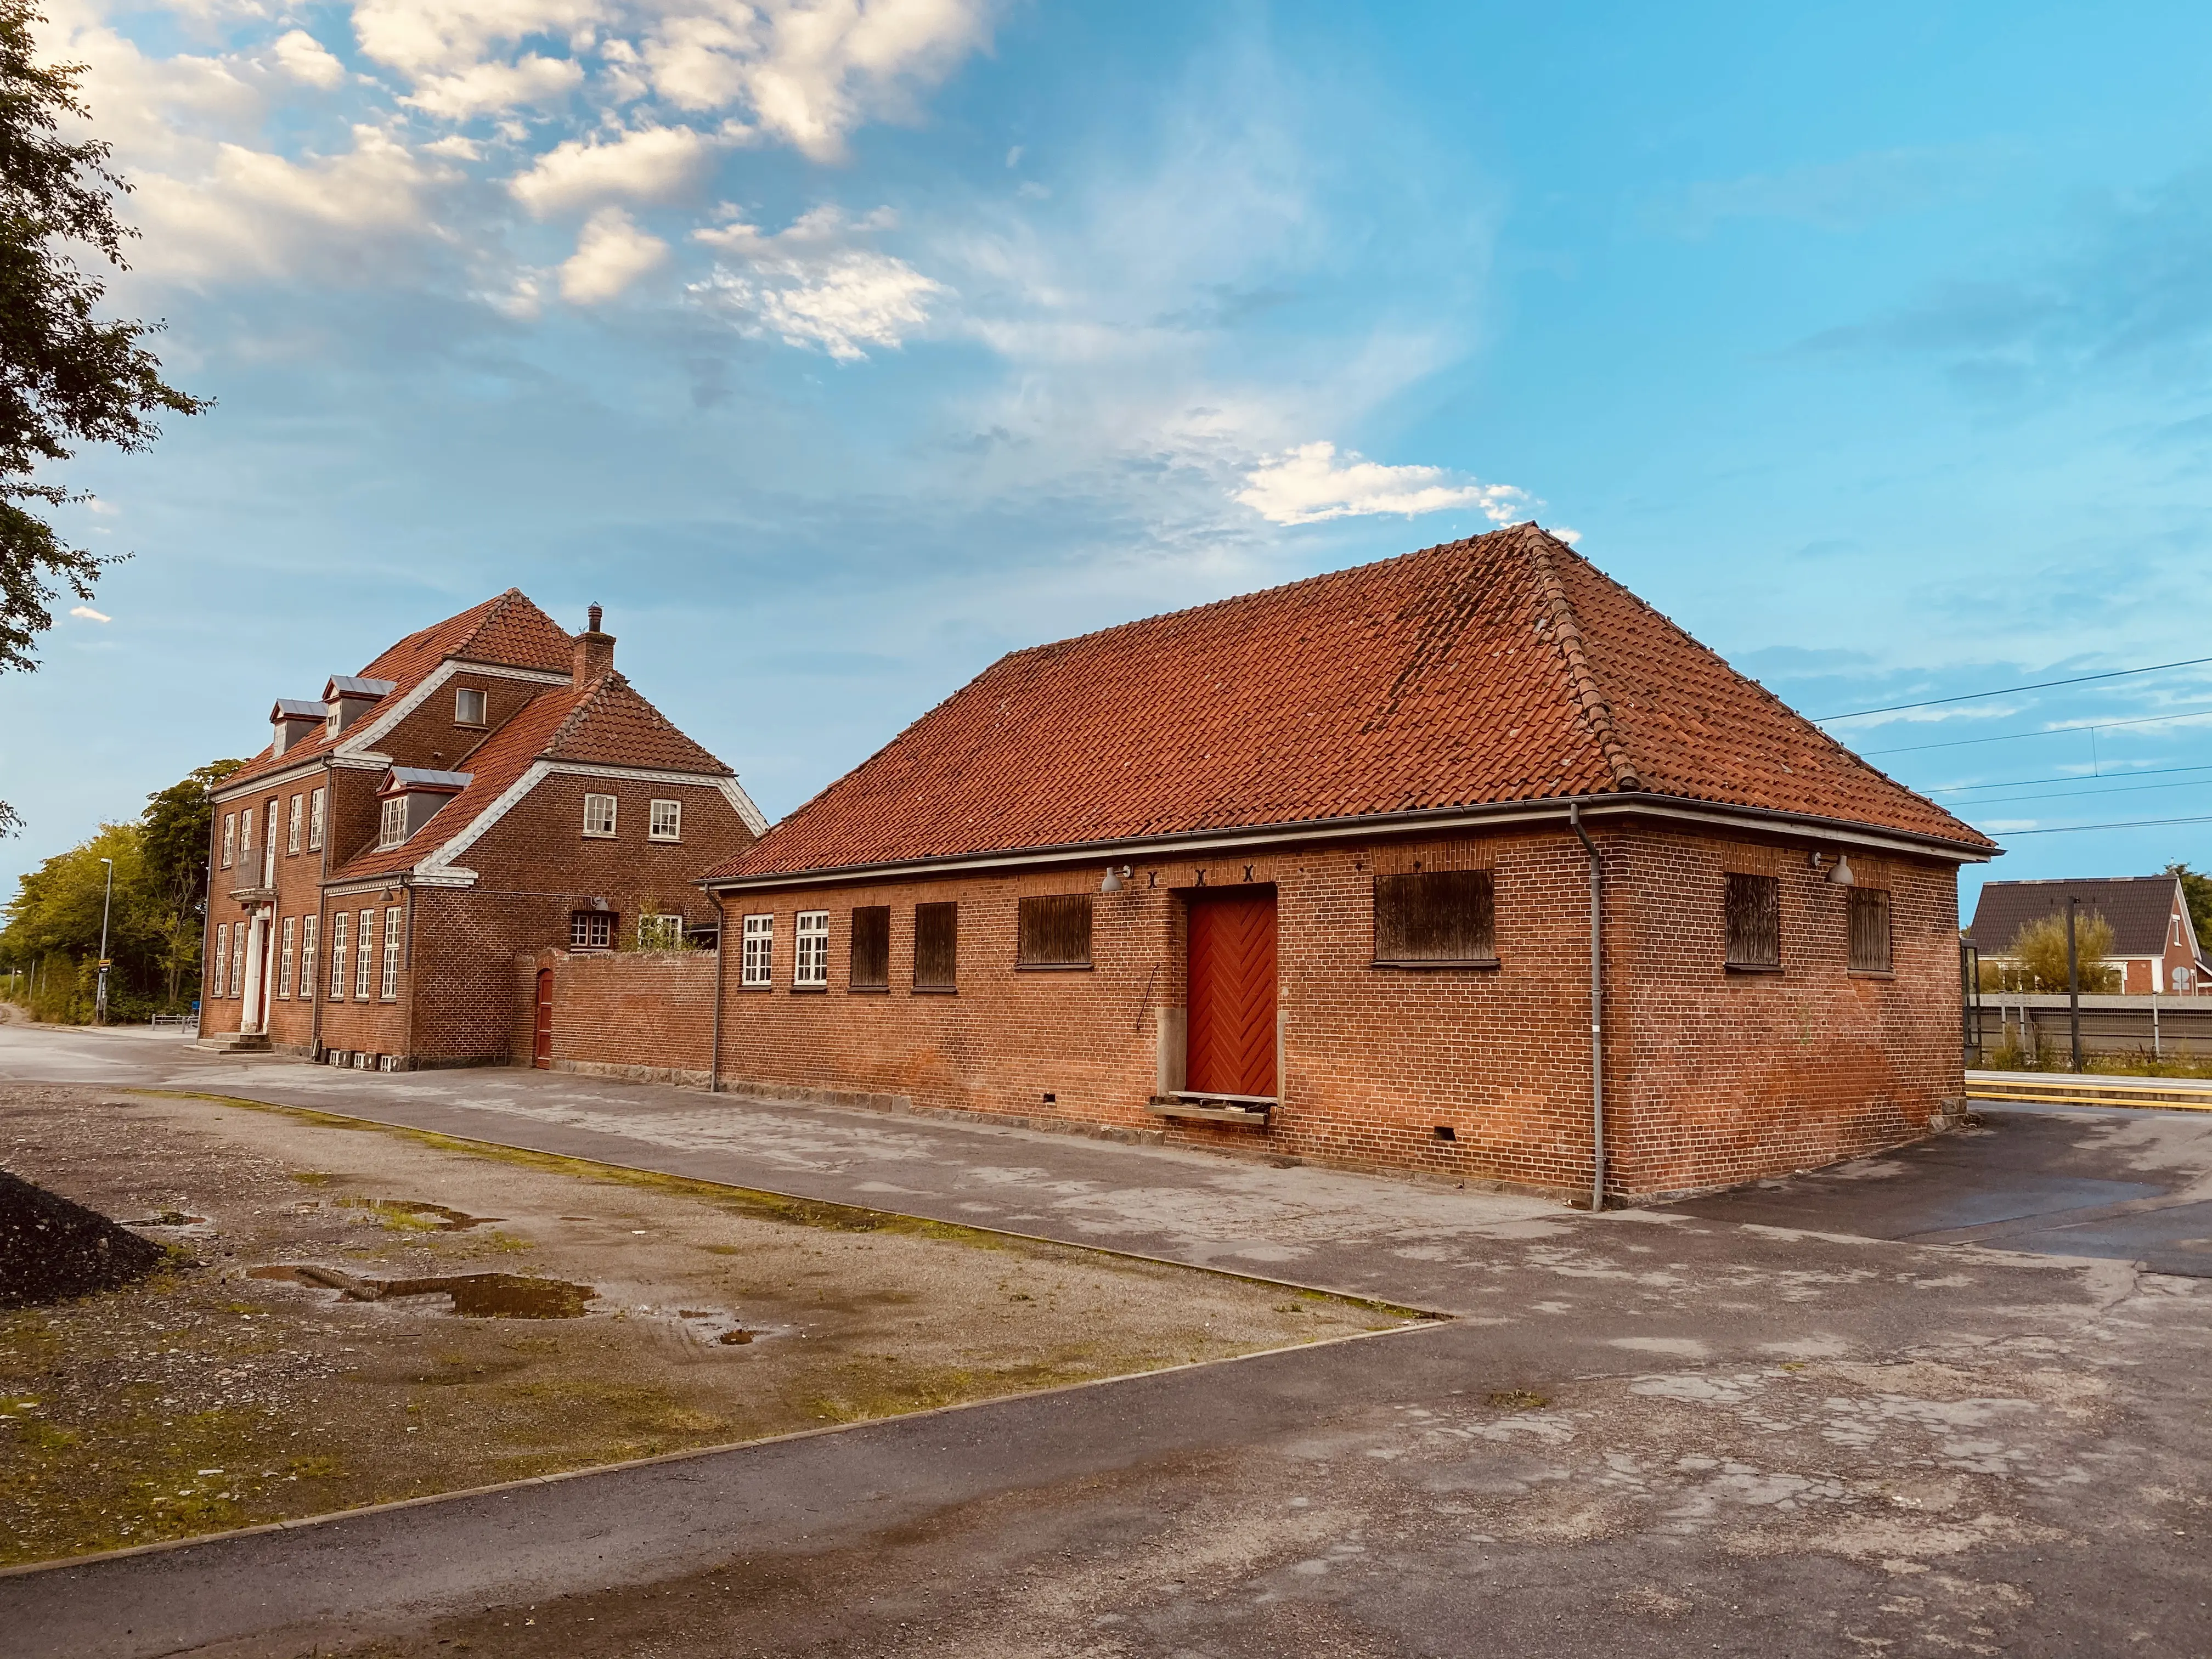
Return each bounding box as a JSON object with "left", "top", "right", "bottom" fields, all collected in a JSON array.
[{"left": 0, "top": 759, "right": 239, "bottom": 1021}]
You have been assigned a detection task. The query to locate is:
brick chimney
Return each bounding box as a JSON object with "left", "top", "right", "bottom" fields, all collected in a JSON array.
[{"left": 572, "top": 603, "right": 615, "bottom": 684}]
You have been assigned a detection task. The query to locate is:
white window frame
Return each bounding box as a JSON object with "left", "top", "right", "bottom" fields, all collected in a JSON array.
[
  {"left": 648, "top": 799, "right": 682, "bottom": 842},
  {"left": 379, "top": 796, "right": 406, "bottom": 850},
  {"left": 583, "top": 792, "right": 618, "bottom": 838},
  {"left": 381, "top": 907, "right": 403, "bottom": 1001},
  {"left": 309, "top": 787, "right": 326, "bottom": 852},
  {"left": 794, "top": 911, "right": 829, "bottom": 988},
  {"left": 221, "top": 814, "right": 235, "bottom": 870},
  {"left": 287, "top": 794, "right": 303, "bottom": 855},
  {"left": 571, "top": 911, "right": 613, "bottom": 950},
  {"left": 329, "top": 911, "right": 348, "bottom": 999},
  {"left": 356, "top": 909, "right": 375, "bottom": 1000},
  {"left": 301, "top": 914, "right": 318, "bottom": 999},
  {"left": 213, "top": 923, "right": 229, "bottom": 998},
  {"left": 454, "top": 686, "right": 487, "bottom": 726},
  {"left": 238, "top": 805, "right": 253, "bottom": 854},
  {"left": 279, "top": 917, "right": 296, "bottom": 998},
  {"left": 637, "top": 913, "right": 683, "bottom": 951},
  {"left": 231, "top": 923, "right": 246, "bottom": 1000},
  {"left": 741, "top": 914, "right": 774, "bottom": 988}
]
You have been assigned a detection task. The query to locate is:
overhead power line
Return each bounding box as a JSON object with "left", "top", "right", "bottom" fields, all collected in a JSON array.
[
  {"left": 1816, "top": 654, "right": 2212, "bottom": 722},
  {"left": 1927, "top": 762, "right": 2212, "bottom": 795},
  {"left": 1950, "top": 777, "right": 2212, "bottom": 810},
  {"left": 1995, "top": 814, "right": 2212, "bottom": 837},
  {"left": 1862, "top": 707, "right": 2212, "bottom": 757}
]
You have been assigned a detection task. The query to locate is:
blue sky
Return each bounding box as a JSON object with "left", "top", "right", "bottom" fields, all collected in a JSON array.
[{"left": 8, "top": 0, "right": 2212, "bottom": 924}]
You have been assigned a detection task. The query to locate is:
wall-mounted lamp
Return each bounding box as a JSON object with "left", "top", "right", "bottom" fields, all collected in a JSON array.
[
  {"left": 1809, "top": 851, "right": 1856, "bottom": 887},
  {"left": 1101, "top": 864, "right": 1133, "bottom": 894}
]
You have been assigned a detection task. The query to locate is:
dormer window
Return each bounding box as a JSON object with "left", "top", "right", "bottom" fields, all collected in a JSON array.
[
  {"left": 324, "top": 675, "right": 397, "bottom": 737},
  {"left": 376, "top": 766, "right": 472, "bottom": 850},
  {"left": 270, "top": 699, "right": 324, "bottom": 755},
  {"left": 455, "top": 687, "right": 487, "bottom": 726}
]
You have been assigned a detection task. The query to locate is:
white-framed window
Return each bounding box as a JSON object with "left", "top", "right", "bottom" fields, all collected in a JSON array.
[
  {"left": 263, "top": 803, "right": 278, "bottom": 885},
  {"left": 220, "top": 813, "right": 236, "bottom": 870},
  {"left": 213, "top": 923, "right": 229, "bottom": 998},
  {"left": 638, "top": 913, "right": 683, "bottom": 950},
  {"left": 571, "top": 910, "right": 613, "bottom": 950},
  {"left": 649, "top": 799, "right": 682, "bottom": 842},
  {"left": 381, "top": 907, "right": 403, "bottom": 1000},
  {"left": 279, "top": 917, "right": 296, "bottom": 998},
  {"left": 741, "top": 914, "right": 774, "bottom": 987},
  {"left": 455, "top": 686, "right": 487, "bottom": 726},
  {"left": 308, "top": 787, "right": 325, "bottom": 852},
  {"left": 231, "top": 923, "right": 246, "bottom": 1000},
  {"left": 583, "top": 793, "right": 618, "bottom": 837},
  {"left": 794, "top": 911, "right": 829, "bottom": 988},
  {"left": 329, "top": 911, "right": 348, "bottom": 999},
  {"left": 301, "top": 915, "right": 318, "bottom": 998},
  {"left": 287, "top": 794, "right": 303, "bottom": 855},
  {"left": 378, "top": 796, "right": 406, "bottom": 849},
  {"left": 356, "top": 909, "right": 375, "bottom": 999},
  {"left": 238, "top": 805, "right": 253, "bottom": 854}
]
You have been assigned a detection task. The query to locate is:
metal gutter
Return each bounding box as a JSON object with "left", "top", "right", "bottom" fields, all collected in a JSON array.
[
  {"left": 699, "top": 792, "right": 1999, "bottom": 894},
  {"left": 1568, "top": 802, "right": 1606, "bottom": 1214}
]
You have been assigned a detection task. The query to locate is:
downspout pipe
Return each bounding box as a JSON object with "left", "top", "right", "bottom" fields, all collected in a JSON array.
[
  {"left": 1568, "top": 802, "right": 1606, "bottom": 1213},
  {"left": 708, "top": 894, "right": 727, "bottom": 1095}
]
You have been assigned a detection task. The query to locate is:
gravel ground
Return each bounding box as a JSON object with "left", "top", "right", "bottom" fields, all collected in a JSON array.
[{"left": 0, "top": 1086, "right": 1408, "bottom": 1566}]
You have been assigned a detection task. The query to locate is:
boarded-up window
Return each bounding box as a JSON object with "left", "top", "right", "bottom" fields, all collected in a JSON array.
[
  {"left": 914, "top": 902, "right": 958, "bottom": 990},
  {"left": 1849, "top": 887, "right": 1892, "bottom": 973},
  {"left": 850, "top": 906, "right": 890, "bottom": 989},
  {"left": 1725, "top": 873, "right": 1781, "bottom": 970},
  {"left": 1017, "top": 894, "right": 1093, "bottom": 967},
  {"left": 1374, "top": 870, "right": 1496, "bottom": 964}
]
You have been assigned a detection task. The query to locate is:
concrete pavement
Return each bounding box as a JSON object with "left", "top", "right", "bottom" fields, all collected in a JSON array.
[{"left": 3, "top": 1021, "right": 2210, "bottom": 1657}]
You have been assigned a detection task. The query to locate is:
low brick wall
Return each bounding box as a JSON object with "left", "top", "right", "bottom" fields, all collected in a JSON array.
[{"left": 515, "top": 948, "right": 716, "bottom": 1088}]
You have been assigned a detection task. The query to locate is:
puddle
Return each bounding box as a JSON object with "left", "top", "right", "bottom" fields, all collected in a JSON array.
[
  {"left": 119, "top": 1211, "right": 206, "bottom": 1228},
  {"left": 248, "top": 1265, "right": 594, "bottom": 1318},
  {"left": 336, "top": 1198, "right": 501, "bottom": 1232}
]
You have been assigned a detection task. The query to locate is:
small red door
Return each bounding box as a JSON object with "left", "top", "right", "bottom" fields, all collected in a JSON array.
[
  {"left": 533, "top": 969, "right": 554, "bottom": 1069},
  {"left": 1186, "top": 890, "right": 1278, "bottom": 1098}
]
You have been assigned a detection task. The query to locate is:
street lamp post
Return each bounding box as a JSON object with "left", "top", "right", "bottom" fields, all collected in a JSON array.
[{"left": 95, "top": 856, "right": 115, "bottom": 1026}]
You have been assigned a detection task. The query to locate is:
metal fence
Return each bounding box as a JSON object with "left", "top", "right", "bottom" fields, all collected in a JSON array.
[{"left": 1970, "top": 994, "right": 2212, "bottom": 1062}]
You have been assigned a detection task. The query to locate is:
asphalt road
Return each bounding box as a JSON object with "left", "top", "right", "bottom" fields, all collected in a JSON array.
[{"left": 3, "top": 1022, "right": 2209, "bottom": 1658}]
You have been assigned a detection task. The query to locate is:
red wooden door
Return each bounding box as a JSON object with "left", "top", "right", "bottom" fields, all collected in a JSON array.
[
  {"left": 533, "top": 969, "right": 554, "bottom": 1068},
  {"left": 1186, "top": 891, "right": 1278, "bottom": 1098}
]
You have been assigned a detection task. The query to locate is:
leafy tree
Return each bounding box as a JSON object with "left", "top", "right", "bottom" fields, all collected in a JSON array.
[
  {"left": 0, "top": 0, "right": 209, "bottom": 832},
  {"left": 140, "top": 758, "right": 240, "bottom": 1000},
  {"left": 1982, "top": 912, "right": 2120, "bottom": 994},
  {"left": 2164, "top": 862, "right": 2212, "bottom": 959}
]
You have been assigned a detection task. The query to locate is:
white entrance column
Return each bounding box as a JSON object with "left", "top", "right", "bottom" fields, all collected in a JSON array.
[{"left": 239, "top": 910, "right": 270, "bottom": 1035}]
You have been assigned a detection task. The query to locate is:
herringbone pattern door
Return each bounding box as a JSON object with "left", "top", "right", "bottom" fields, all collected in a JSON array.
[{"left": 1186, "top": 891, "right": 1278, "bottom": 1097}]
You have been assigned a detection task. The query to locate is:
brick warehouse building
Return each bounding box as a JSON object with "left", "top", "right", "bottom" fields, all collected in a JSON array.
[
  {"left": 197, "top": 591, "right": 765, "bottom": 1068},
  {"left": 699, "top": 524, "right": 1999, "bottom": 1204}
]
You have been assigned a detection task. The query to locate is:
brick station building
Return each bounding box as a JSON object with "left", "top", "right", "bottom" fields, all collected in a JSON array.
[
  {"left": 197, "top": 590, "right": 764, "bottom": 1069},
  {"left": 699, "top": 524, "right": 1998, "bottom": 1203}
]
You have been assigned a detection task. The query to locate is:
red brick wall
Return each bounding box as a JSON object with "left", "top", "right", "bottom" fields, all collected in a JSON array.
[
  {"left": 512, "top": 947, "right": 716, "bottom": 1085},
  {"left": 710, "top": 821, "right": 1966, "bottom": 1199}
]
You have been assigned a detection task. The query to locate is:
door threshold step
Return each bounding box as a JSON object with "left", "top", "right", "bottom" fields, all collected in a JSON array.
[{"left": 1148, "top": 1096, "right": 1273, "bottom": 1126}]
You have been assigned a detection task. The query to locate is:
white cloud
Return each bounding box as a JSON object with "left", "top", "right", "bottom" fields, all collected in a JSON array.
[
  {"left": 128, "top": 126, "right": 445, "bottom": 282},
  {"left": 642, "top": 0, "right": 992, "bottom": 161},
  {"left": 351, "top": 0, "right": 608, "bottom": 77},
  {"left": 1234, "top": 442, "right": 1528, "bottom": 527},
  {"left": 691, "top": 204, "right": 942, "bottom": 359},
  {"left": 271, "top": 30, "right": 347, "bottom": 89},
  {"left": 405, "top": 53, "right": 583, "bottom": 119},
  {"left": 558, "top": 205, "right": 668, "bottom": 301},
  {"left": 69, "top": 606, "right": 112, "bottom": 623},
  {"left": 510, "top": 123, "right": 718, "bottom": 216}
]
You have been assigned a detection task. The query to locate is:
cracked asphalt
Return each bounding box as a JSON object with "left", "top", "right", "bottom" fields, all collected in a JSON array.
[{"left": 2, "top": 1022, "right": 2208, "bottom": 1658}]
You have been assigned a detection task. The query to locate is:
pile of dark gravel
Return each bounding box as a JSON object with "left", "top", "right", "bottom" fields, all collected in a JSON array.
[{"left": 0, "top": 1168, "right": 167, "bottom": 1308}]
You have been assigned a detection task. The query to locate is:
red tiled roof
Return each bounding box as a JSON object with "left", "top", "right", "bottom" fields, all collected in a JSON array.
[
  {"left": 327, "top": 673, "right": 731, "bottom": 883},
  {"left": 220, "top": 590, "right": 577, "bottom": 793},
  {"left": 709, "top": 524, "right": 1993, "bottom": 881}
]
